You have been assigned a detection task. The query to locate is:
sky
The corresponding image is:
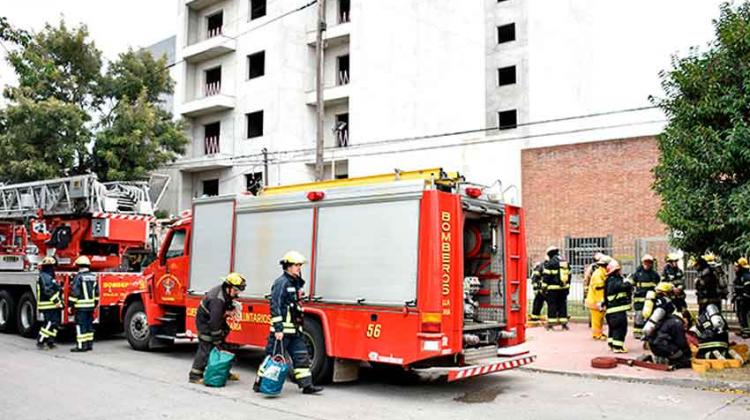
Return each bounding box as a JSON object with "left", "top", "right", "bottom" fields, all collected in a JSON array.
[{"left": 0, "top": 0, "right": 177, "bottom": 92}]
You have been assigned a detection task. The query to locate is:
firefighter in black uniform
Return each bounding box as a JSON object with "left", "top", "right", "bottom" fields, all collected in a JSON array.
[
  {"left": 631, "top": 254, "right": 660, "bottom": 339},
  {"left": 36, "top": 257, "right": 62, "bottom": 349},
  {"left": 254, "top": 250, "right": 323, "bottom": 394},
  {"left": 541, "top": 246, "right": 571, "bottom": 331},
  {"left": 663, "top": 253, "right": 687, "bottom": 313},
  {"left": 530, "top": 261, "right": 546, "bottom": 322},
  {"left": 68, "top": 256, "right": 99, "bottom": 352},
  {"left": 732, "top": 258, "right": 750, "bottom": 338},
  {"left": 694, "top": 254, "right": 728, "bottom": 315},
  {"left": 693, "top": 304, "right": 730, "bottom": 359},
  {"left": 603, "top": 260, "right": 633, "bottom": 353},
  {"left": 188, "top": 272, "right": 246, "bottom": 384},
  {"left": 641, "top": 282, "right": 691, "bottom": 368}
]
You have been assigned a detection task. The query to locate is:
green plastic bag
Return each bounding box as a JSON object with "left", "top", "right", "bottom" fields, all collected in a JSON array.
[{"left": 204, "top": 347, "right": 236, "bottom": 387}]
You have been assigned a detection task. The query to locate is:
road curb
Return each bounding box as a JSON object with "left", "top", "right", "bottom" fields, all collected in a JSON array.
[{"left": 520, "top": 366, "right": 750, "bottom": 393}]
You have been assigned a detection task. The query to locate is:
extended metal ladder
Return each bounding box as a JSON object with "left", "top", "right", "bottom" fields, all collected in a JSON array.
[{"left": 0, "top": 174, "right": 154, "bottom": 219}]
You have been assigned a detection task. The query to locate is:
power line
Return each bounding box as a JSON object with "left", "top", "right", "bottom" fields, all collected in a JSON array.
[{"left": 227, "top": 105, "right": 662, "bottom": 163}]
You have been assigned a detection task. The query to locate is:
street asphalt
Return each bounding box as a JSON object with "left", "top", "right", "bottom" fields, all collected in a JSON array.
[{"left": 0, "top": 333, "right": 748, "bottom": 420}]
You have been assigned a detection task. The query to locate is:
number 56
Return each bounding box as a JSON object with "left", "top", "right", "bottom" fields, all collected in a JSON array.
[{"left": 366, "top": 323, "right": 381, "bottom": 338}]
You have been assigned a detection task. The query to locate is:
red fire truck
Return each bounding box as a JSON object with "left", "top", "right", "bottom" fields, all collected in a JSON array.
[
  {"left": 0, "top": 175, "right": 159, "bottom": 337},
  {"left": 121, "top": 168, "right": 534, "bottom": 382}
]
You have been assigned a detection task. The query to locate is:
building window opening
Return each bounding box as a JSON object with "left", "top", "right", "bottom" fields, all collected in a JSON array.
[
  {"left": 207, "top": 11, "right": 224, "bottom": 38},
  {"left": 498, "top": 109, "right": 518, "bottom": 130},
  {"left": 246, "top": 110, "right": 264, "bottom": 138},
  {"left": 497, "top": 23, "right": 516, "bottom": 44},
  {"left": 497, "top": 65, "right": 516, "bottom": 86},
  {"left": 245, "top": 172, "right": 264, "bottom": 195},
  {"left": 202, "top": 179, "right": 219, "bottom": 197},
  {"left": 250, "top": 0, "right": 267, "bottom": 20},
  {"left": 334, "top": 113, "right": 349, "bottom": 147},
  {"left": 337, "top": 54, "right": 350, "bottom": 85},
  {"left": 205, "top": 66, "right": 222, "bottom": 96},
  {"left": 339, "top": 0, "right": 351, "bottom": 23},
  {"left": 248, "top": 50, "right": 265, "bottom": 79},
  {"left": 204, "top": 122, "right": 221, "bottom": 155}
]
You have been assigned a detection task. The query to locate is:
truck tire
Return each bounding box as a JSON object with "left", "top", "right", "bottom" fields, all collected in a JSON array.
[
  {"left": 124, "top": 301, "right": 151, "bottom": 351},
  {"left": 303, "top": 317, "right": 333, "bottom": 384},
  {"left": 16, "top": 291, "right": 38, "bottom": 338},
  {"left": 0, "top": 290, "right": 17, "bottom": 333}
]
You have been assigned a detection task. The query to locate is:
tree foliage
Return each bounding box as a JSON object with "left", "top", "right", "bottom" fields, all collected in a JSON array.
[
  {"left": 652, "top": 2, "right": 750, "bottom": 258},
  {"left": 0, "top": 18, "right": 187, "bottom": 183}
]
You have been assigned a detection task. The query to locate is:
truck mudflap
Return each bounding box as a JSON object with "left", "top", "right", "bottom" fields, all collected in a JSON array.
[{"left": 412, "top": 354, "right": 536, "bottom": 382}]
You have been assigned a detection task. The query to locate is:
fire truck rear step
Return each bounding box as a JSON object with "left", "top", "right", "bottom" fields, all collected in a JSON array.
[{"left": 412, "top": 354, "right": 536, "bottom": 382}]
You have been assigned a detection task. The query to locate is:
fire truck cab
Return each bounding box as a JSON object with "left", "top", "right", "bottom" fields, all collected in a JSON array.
[{"left": 123, "top": 169, "right": 533, "bottom": 383}]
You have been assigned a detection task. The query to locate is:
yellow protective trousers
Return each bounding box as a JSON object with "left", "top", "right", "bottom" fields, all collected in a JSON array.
[{"left": 590, "top": 309, "right": 606, "bottom": 338}]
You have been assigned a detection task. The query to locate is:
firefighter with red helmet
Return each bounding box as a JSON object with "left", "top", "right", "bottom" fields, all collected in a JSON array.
[
  {"left": 189, "top": 272, "right": 246, "bottom": 384},
  {"left": 541, "top": 246, "right": 571, "bottom": 331},
  {"left": 36, "top": 256, "right": 62, "bottom": 349},
  {"left": 68, "top": 256, "right": 99, "bottom": 352},
  {"left": 603, "top": 259, "right": 633, "bottom": 353},
  {"left": 254, "top": 251, "right": 323, "bottom": 395}
]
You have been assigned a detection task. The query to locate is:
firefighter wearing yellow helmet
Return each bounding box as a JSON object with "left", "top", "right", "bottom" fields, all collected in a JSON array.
[
  {"left": 733, "top": 258, "right": 750, "bottom": 338},
  {"left": 631, "top": 254, "right": 661, "bottom": 339},
  {"left": 69, "top": 255, "right": 99, "bottom": 352},
  {"left": 36, "top": 256, "right": 62, "bottom": 350},
  {"left": 640, "top": 281, "right": 691, "bottom": 368},
  {"left": 189, "top": 272, "right": 246, "bottom": 384},
  {"left": 254, "top": 250, "right": 323, "bottom": 395},
  {"left": 693, "top": 254, "right": 728, "bottom": 315},
  {"left": 662, "top": 253, "right": 687, "bottom": 312}
]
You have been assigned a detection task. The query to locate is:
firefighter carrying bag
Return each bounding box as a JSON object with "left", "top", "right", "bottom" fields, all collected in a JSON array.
[
  {"left": 204, "top": 347, "right": 236, "bottom": 387},
  {"left": 258, "top": 340, "right": 289, "bottom": 396}
]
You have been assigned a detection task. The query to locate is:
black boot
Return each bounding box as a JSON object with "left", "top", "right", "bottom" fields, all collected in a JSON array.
[
  {"left": 70, "top": 346, "right": 87, "bottom": 353},
  {"left": 36, "top": 340, "right": 46, "bottom": 350},
  {"left": 46, "top": 341, "right": 57, "bottom": 349},
  {"left": 302, "top": 385, "right": 323, "bottom": 394}
]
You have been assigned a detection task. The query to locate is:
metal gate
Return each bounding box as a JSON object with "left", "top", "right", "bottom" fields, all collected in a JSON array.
[{"left": 564, "top": 235, "right": 613, "bottom": 275}]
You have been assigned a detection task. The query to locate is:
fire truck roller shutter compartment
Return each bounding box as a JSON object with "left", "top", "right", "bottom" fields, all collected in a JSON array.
[
  {"left": 315, "top": 199, "right": 420, "bottom": 305},
  {"left": 188, "top": 198, "right": 235, "bottom": 293},
  {"left": 233, "top": 208, "right": 313, "bottom": 297}
]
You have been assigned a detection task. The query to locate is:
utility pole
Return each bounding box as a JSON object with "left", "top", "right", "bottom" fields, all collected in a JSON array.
[
  {"left": 314, "top": 0, "right": 327, "bottom": 181},
  {"left": 262, "top": 147, "right": 269, "bottom": 186}
]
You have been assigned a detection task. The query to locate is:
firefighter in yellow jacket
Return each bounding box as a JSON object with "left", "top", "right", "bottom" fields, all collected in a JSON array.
[{"left": 585, "top": 256, "right": 610, "bottom": 340}]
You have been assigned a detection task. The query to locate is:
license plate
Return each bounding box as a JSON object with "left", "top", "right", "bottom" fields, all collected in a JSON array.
[{"left": 2, "top": 256, "right": 19, "bottom": 262}]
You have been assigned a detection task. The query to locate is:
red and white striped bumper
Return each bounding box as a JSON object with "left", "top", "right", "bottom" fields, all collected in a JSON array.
[{"left": 448, "top": 354, "right": 536, "bottom": 381}]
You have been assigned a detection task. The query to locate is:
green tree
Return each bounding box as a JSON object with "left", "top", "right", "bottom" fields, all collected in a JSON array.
[
  {"left": 652, "top": 2, "right": 750, "bottom": 258},
  {"left": 0, "top": 19, "right": 187, "bottom": 184}
]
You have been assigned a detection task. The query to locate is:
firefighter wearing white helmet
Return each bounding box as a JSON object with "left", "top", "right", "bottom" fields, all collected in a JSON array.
[
  {"left": 254, "top": 251, "right": 323, "bottom": 395},
  {"left": 603, "top": 259, "right": 633, "bottom": 353},
  {"left": 663, "top": 253, "right": 687, "bottom": 312},
  {"left": 630, "top": 254, "right": 661, "bottom": 339},
  {"left": 585, "top": 254, "right": 610, "bottom": 341},
  {"left": 36, "top": 256, "right": 62, "bottom": 350},
  {"left": 68, "top": 255, "right": 99, "bottom": 352},
  {"left": 540, "top": 245, "right": 571, "bottom": 331},
  {"left": 189, "top": 272, "right": 246, "bottom": 383},
  {"left": 732, "top": 258, "right": 750, "bottom": 338}
]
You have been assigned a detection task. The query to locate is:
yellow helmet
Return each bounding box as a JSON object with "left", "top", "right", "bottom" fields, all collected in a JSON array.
[
  {"left": 74, "top": 256, "right": 91, "bottom": 266},
  {"left": 703, "top": 253, "right": 716, "bottom": 263},
  {"left": 655, "top": 282, "right": 674, "bottom": 294},
  {"left": 280, "top": 250, "right": 307, "bottom": 265},
  {"left": 40, "top": 256, "right": 57, "bottom": 266},
  {"left": 223, "top": 272, "right": 246, "bottom": 291},
  {"left": 736, "top": 258, "right": 749, "bottom": 268},
  {"left": 666, "top": 253, "right": 680, "bottom": 262}
]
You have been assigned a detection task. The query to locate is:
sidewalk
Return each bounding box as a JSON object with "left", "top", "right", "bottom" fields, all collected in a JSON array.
[{"left": 519, "top": 321, "right": 750, "bottom": 391}]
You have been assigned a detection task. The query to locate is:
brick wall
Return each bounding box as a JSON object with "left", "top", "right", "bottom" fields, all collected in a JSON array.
[{"left": 522, "top": 136, "right": 667, "bottom": 264}]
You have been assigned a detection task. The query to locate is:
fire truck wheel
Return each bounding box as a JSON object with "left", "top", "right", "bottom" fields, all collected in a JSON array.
[
  {"left": 0, "top": 290, "right": 17, "bottom": 333},
  {"left": 125, "top": 301, "right": 151, "bottom": 351},
  {"left": 303, "top": 318, "right": 333, "bottom": 384},
  {"left": 16, "top": 291, "right": 38, "bottom": 338}
]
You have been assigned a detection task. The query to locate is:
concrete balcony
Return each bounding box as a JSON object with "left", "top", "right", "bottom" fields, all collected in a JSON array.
[
  {"left": 307, "top": 22, "right": 351, "bottom": 48},
  {"left": 183, "top": 34, "right": 236, "bottom": 63},
  {"left": 173, "top": 153, "right": 234, "bottom": 173},
  {"left": 306, "top": 83, "right": 350, "bottom": 106},
  {"left": 180, "top": 93, "right": 235, "bottom": 118},
  {"left": 185, "top": 0, "right": 224, "bottom": 10}
]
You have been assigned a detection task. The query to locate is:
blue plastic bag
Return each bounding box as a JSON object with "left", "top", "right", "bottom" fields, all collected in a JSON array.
[
  {"left": 204, "top": 347, "right": 236, "bottom": 387},
  {"left": 259, "top": 341, "right": 289, "bottom": 395}
]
